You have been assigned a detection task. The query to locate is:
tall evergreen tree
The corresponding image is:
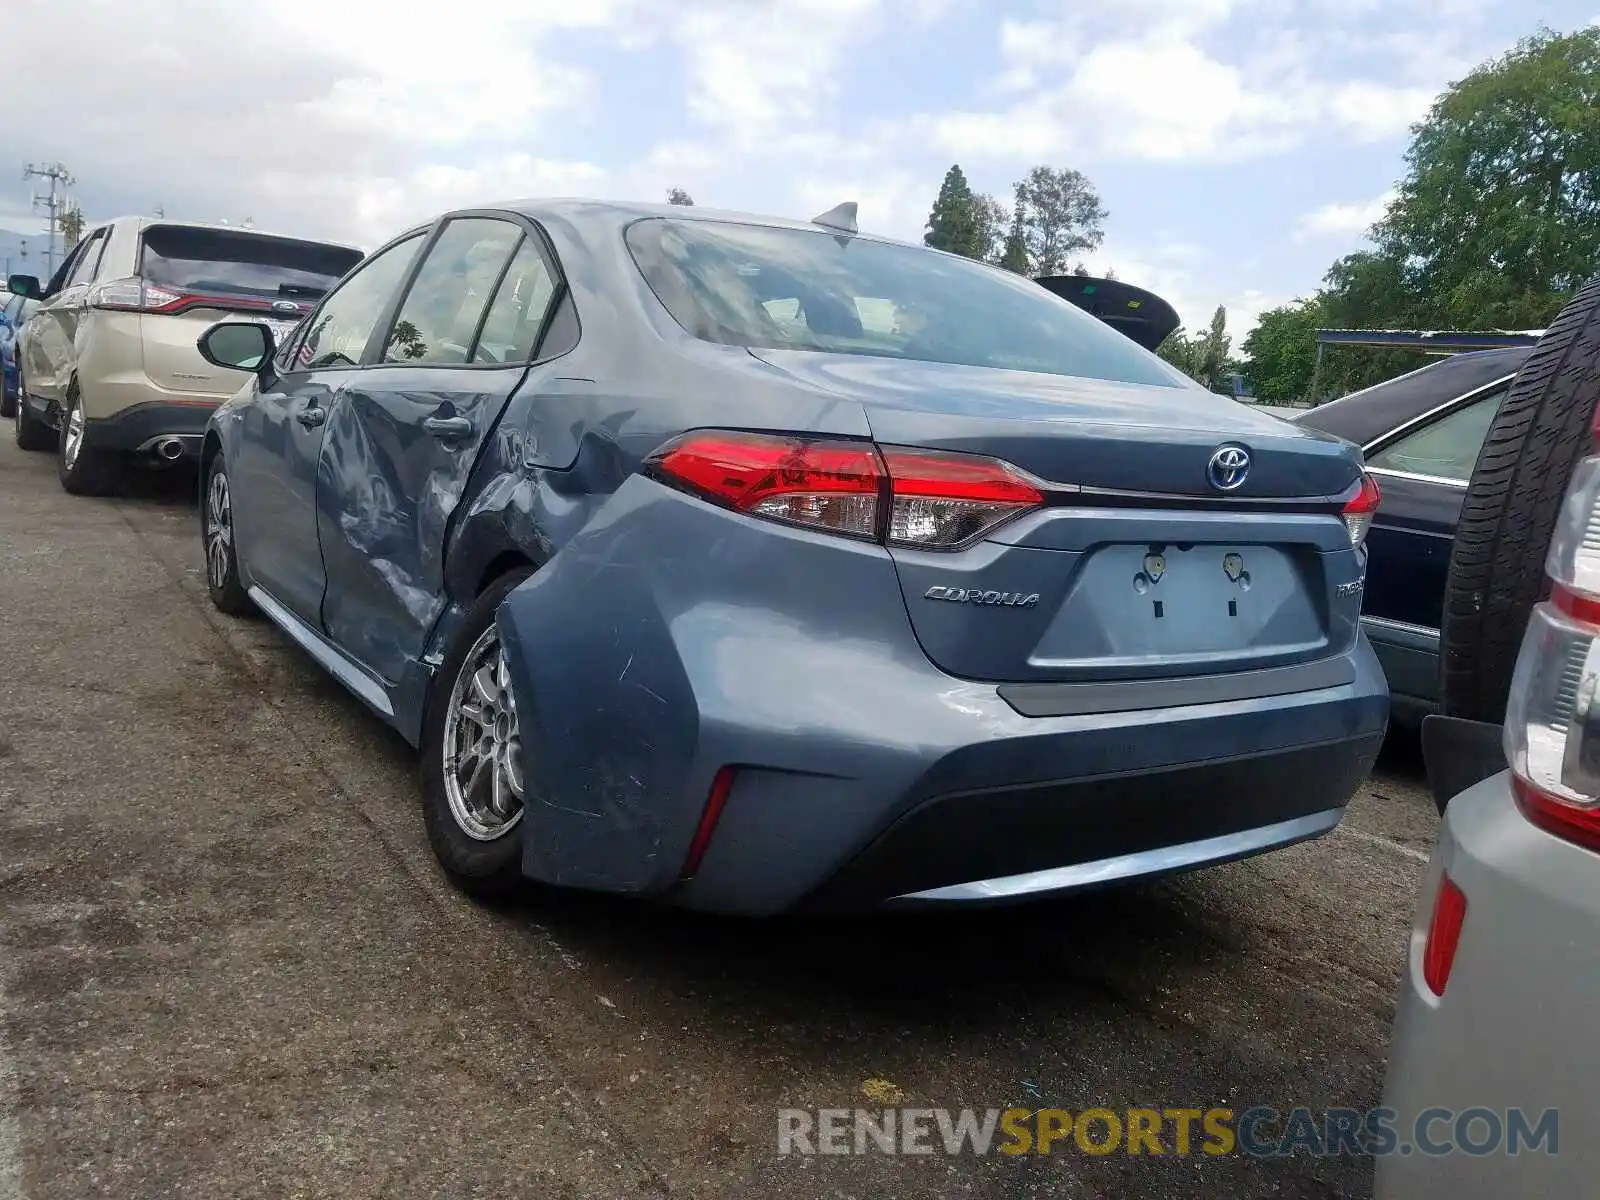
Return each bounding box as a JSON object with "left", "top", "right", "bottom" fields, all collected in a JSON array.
[
  {"left": 924, "top": 165, "right": 987, "bottom": 260},
  {"left": 998, "top": 203, "right": 1031, "bottom": 274}
]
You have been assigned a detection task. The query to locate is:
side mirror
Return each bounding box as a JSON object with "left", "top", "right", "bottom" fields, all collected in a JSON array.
[
  {"left": 7, "top": 274, "right": 41, "bottom": 300},
  {"left": 197, "top": 321, "right": 275, "bottom": 374}
]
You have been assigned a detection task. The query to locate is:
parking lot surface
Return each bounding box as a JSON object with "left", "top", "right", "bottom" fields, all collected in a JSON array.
[{"left": 0, "top": 435, "right": 1437, "bottom": 1199}]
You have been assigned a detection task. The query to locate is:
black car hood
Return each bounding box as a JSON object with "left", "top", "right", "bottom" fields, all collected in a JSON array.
[{"left": 1034, "top": 276, "right": 1180, "bottom": 352}]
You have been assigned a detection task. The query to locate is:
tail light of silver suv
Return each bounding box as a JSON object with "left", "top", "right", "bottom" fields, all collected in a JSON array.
[{"left": 1504, "top": 405, "right": 1600, "bottom": 851}]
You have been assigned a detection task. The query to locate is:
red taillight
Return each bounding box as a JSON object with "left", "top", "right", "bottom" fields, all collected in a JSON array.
[
  {"left": 87, "top": 276, "right": 305, "bottom": 318},
  {"left": 1503, "top": 403, "right": 1600, "bottom": 849},
  {"left": 881, "top": 446, "right": 1044, "bottom": 549},
  {"left": 680, "top": 765, "right": 737, "bottom": 880},
  {"left": 1341, "top": 472, "right": 1381, "bottom": 548},
  {"left": 1421, "top": 871, "right": 1468, "bottom": 996},
  {"left": 645, "top": 431, "right": 882, "bottom": 540},
  {"left": 644, "top": 431, "right": 1044, "bottom": 548}
]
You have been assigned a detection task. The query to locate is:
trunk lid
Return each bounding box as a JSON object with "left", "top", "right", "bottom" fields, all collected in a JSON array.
[
  {"left": 751, "top": 349, "right": 1367, "bottom": 684},
  {"left": 747, "top": 349, "right": 1359, "bottom": 498}
]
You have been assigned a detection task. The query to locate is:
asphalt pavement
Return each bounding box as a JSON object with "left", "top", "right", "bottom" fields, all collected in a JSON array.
[{"left": 0, "top": 432, "right": 1438, "bottom": 1199}]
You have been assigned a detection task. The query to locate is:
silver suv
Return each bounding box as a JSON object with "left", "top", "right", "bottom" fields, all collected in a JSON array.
[{"left": 10, "top": 217, "right": 363, "bottom": 494}]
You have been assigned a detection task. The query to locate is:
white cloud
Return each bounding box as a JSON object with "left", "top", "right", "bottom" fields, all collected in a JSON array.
[
  {"left": 671, "top": 0, "right": 883, "bottom": 142},
  {"left": 1294, "top": 189, "right": 1397, "bottom": 242}
]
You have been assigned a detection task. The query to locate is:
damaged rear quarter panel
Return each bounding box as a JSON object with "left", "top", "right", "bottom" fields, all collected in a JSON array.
[{"left": 493, "top": 474, "right": 933, "bottom": 897}]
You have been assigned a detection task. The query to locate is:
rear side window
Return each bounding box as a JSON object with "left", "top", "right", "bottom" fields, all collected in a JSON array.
[
  {"left": 1368, "top": 389, "right": 1506, "bottom": 482},
  {"left": 625, "top": 217, "right": 1184, "bottom": 389},
  {"left": 381, "top": 218, "right": 522, "bottom": 365},
  {"left": 473, "top": 239, "right": 559, "bottom": 364},
  {"left": 140, "top": 225, "right": 363, "bottom": 304},
  {"left": 67, "top": 230, "right": 108, "bottom": 287}
]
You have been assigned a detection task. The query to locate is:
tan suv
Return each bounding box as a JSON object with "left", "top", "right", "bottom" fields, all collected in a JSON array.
[{"left": 9, "top": 217, "right": 363, "bottom": 494}]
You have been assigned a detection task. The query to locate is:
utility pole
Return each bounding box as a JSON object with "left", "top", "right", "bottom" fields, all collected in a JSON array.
[{"left": 24, "top": 161, "right": 74, "bottom": 279}]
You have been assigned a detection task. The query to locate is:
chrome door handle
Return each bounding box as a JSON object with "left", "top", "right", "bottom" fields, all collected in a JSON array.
[
  {"left": 296, "top": 406, "right": 327, "bottom": 429},
  {"left": 422, "top": 415, "right": 473, "bottom": 440}
]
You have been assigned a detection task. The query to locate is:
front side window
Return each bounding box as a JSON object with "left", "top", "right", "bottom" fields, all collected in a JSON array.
[
  {"left": 625, "top": 217, "right": 1185, "bottom": 389},
  {"left": 42, "top": 242, "right": 86, "bottom": 298},
  {"left": 381, "top": 218, "right": 521, "bottom": 365},
  {"left": 1368, "top": 389, "right": 1506, "bottom": 482},
  {"left": 297, "top": 234, "right": 424, "bottom": 371}
]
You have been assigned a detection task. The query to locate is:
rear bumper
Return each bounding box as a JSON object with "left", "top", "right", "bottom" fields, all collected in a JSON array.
[
  {"left": 84, "top": 401, "right": 216, "bottom": 458},
  {"left": 497, "top": 476, "right": 1390, "bottom": 916},
  {"left": 1376, "top": 771, "right": 1594, "bottom": 1197},
  {"left": 804, "top": 736, "right": 1373, "bottom": 909}
]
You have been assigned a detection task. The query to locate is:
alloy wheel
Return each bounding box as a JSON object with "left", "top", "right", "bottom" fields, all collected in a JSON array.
[
  {"left": 442, "top": 627, "right": 525, "bottom": 841},
  {"left": 205, "top": 468, "right": 233, "bottom": 591},
  {"left": 63, "top": 397, "right": 85, "bottom": 471}
]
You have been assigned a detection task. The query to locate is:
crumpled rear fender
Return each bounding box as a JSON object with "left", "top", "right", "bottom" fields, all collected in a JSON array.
[{"left": 494, "top": 473, "right": 926, "bottom": 897}]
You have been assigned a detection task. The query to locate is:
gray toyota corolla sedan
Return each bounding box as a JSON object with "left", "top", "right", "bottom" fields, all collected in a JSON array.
[{"left": 193, "top": 198, "right": 1389, "bottom": 914}]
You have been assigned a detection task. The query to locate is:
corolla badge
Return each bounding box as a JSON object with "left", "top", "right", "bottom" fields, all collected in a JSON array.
[
  {"left": 1206, "top": 444, "right": 1251, "bottom": 492},
  {"left": 924, "top": 586, "right": 1040, "bottom": 608}
]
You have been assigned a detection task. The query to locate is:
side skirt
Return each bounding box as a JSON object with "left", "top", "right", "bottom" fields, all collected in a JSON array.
[{"left": 247, "top": 585, "right": 397, "bottom": 722}]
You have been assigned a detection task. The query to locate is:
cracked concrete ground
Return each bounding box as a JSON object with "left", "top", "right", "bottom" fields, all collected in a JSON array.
[{"left": 0, "top": 433, "right": 1436, "bottom": 1198}]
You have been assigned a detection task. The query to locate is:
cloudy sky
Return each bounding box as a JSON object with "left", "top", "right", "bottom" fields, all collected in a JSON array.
[{"left": 5, "top": 0, "right": 1596, "bottom": 338}]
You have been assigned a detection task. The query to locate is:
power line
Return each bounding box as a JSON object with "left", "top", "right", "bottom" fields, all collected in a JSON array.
[{"left": 23, "top": 161, "right": 75, "bottom": 279}]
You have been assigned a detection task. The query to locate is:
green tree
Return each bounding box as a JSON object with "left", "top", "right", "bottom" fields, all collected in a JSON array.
[
  {"left": 1374, "top": 27, "right": 1600, "bottom": 330},
  {"left": 997, "top": 202, "right": 1031, "bottom": 274},
  {"left": 666, "top": 187, "right": 694, "bottom": 206},
  {"left": 1013, "top": 166, "right": 1108, "bottom": 275},
  {"left": 924, "top": 164, "right": 991, "bottom": 260},
  {"left": 58, "top": 205, "right": 85, "bottom": 249},
  {"left": 973, "top": 193, "right": 1008, "bottom": 263},
  {"left": 1159, "top": 306, "right": 1233, "bottom": 391},
  {"left": 1240, "top": 300, "right": 1325, "bottom": 403}
]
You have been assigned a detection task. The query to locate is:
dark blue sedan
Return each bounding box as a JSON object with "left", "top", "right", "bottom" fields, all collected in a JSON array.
[
  {"left": 1283, "top": 346, "right": 1533, "bottom": 720},
  {"left": 0, "top": 288, "right": 38, "bottom": 420},
  {"left": 191, "top": 199, "right": 1387, "bottom": 914}
]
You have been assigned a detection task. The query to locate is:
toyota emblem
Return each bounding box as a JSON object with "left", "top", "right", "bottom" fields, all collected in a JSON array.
[{"left": 1206, "top": 445, "right": 1251, "bottom": 492}]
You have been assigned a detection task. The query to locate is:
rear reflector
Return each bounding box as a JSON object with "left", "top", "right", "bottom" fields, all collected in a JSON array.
[
  {"left": 1341, "top": 472, "right": 1381, "bottom": 548},
  {"left": 644, "top": 431, "right": 1044, "bottom": 548},
  {"left": 680, "top": 766, "right": 737, "bottom": 880},
  {"left": 1421, "top": 872, "right": 1468, "bottom": 996}
]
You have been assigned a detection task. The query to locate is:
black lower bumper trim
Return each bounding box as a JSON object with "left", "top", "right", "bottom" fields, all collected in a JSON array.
[
  {"left": 86, "top": 401, "right": 217, "bottom": 454},
  {"left": 802, "top": 732, "right": 1384, "bottom": 908}
]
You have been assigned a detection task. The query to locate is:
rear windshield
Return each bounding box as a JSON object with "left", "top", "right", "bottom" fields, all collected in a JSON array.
[
  {"left": 625, "top": 218, "right": 1184, "bottom": 388},
  {"left": 140, "top": 226, "right": 363, "bottom": 302}
]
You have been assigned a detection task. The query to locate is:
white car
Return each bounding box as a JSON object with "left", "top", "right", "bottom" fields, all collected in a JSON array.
[{"left": 10, "top": 217, "right": 363, "bottom": 494}]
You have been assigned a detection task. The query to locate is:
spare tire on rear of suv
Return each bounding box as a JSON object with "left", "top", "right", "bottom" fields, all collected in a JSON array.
[{"left": 1441, "top": 276, "right": 1600, "bottom": 723}]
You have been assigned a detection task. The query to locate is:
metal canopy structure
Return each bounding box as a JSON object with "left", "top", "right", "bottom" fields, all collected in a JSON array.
[{"left": 1306, "top": 327, "right": 1545, "bottom": 404}]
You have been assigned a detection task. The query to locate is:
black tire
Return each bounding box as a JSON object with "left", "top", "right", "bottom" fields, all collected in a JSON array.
[
  {"left": 201, "top": 452, "right": 254, "bottom": 617},
  {"left": 420, "top": 567, "right": 537, "bottom": 898},
  {"left": 57, "top": 386, "right": 124, "bottom": 496},
  {"left": 13, "top": 375, "right": 52, "bottom": 452},
  {"left": 1441, "top": 275, "right": 1600, "bottom": 722}
]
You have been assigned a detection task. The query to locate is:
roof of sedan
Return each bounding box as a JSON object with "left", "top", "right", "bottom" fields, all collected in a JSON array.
[
  {"left": 497, "top": 197, "right": 908, "bottom": 242},
  {"left": 1293, "top": 345, "right": 1533, "bottom": 448}
]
